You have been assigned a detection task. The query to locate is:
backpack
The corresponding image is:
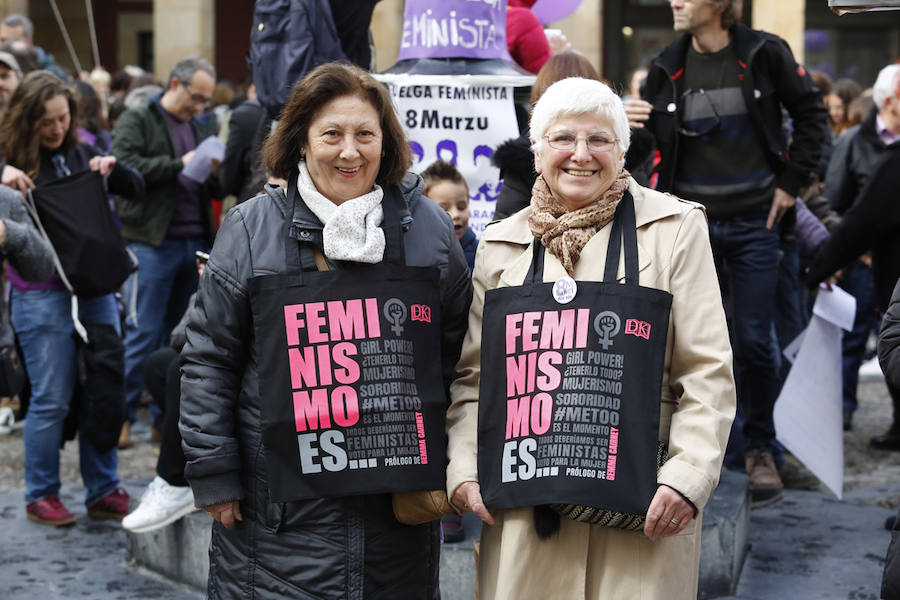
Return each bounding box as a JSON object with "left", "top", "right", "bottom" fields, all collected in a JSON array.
[{"left": 250, "top": 0, "right": 347, "bottom": 120}]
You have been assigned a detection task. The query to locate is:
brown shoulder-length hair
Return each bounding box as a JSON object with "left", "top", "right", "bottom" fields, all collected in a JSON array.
[
  {"left": 263, "top": 62, "right": 411, "bottom": 188},
  {"left": 530, "top": 53, "right": 603, "bottom": 106},
  {"left": 0, "top": 70, "right": 79, "bottom": 178}
]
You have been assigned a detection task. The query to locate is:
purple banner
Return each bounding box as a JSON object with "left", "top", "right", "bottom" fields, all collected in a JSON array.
[{"left": 398, "top": 0, "right": 513, "bottom": 61}]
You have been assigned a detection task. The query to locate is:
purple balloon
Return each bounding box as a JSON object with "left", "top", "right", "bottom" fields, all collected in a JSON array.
[{"left": 531, "top": 0, "right": 583, "bottom": 25}]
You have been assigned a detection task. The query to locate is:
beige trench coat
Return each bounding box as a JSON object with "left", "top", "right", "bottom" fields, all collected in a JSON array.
[{"left": 446, "top": 179, "right": 736, "bottom": 600}]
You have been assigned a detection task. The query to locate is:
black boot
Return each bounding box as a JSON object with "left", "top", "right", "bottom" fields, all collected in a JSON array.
[{"left": 870, "top": 423, "right": 900, "bottom": 451}]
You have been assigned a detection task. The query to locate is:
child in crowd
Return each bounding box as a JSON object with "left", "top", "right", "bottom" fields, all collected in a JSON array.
[
  {"left": 422, "top": 160, "right": 477, "bottom": 543},
  {"left": 422, "top": 160, "right": 477, "bottom": 272}
]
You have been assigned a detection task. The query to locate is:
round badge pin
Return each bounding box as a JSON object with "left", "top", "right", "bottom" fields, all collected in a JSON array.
[{"left": 552, "top": 276, "right": 577, "bottom": 304}]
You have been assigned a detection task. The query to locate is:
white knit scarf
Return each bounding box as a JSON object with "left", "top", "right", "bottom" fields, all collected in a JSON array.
[{"left": 297, "top": 162, "right": 385, "bottom": 263}]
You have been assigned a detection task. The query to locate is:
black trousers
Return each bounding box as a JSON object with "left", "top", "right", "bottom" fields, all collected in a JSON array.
[{"left": 143, "top": 347, "right": 187, "bottom": 486}]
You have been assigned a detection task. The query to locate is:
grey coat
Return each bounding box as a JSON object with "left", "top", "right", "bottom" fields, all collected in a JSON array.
[
  {"left": 180, "top": 172, "right": 472, "bottom": 599},
  {"left": 0, "top": 185, "right": 55, "bottom": 345}
]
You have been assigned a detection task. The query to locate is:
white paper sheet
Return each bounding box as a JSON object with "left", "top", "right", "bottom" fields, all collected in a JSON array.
[
  {"left": 774, "top": 287, "right": 856, "bottom": 500},
  {"left": 181, "top": 136, "right": 225, "bottom": 184},
  {"left": 812, "top": 284, "right": 857, "bottom": 332}
]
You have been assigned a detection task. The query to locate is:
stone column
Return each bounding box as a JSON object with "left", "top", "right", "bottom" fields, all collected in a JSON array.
[
  {"left": 752, "top": 0, "right": 806, "bottom": 64},
  {"left": 0, "top": 0, "right": 27, "bottom": 19},
  {"left": 152, "top": 0, "right": 214, "bottom": 82}
]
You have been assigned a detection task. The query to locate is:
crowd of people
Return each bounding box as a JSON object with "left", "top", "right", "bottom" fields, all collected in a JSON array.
[{"left": 0, "top": 1, "right": 898, "bottom": 598}]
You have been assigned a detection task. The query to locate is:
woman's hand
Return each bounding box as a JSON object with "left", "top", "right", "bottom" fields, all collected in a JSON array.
[
  {"left": 643, "top": 485, "right": 694, "bottom": 541},
  {"left": 204, "top": 500, "right": 242, "bottom": 529},
  {"left": 2, "top": 164, "right": 34, "bottom": 194},
  {"left": 450, "top": 481, "right": 494, "bottom": 525},
  {"left": 88, "top": 155, "right": 117, "bottom": 177}
]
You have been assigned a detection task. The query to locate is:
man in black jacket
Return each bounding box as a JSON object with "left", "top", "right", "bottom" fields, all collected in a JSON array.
[
  {"left": 821, "top": 64, "right": 900, "bottom": 440},
  {"left": 625, "top": 0, "right": 827, "bottom": 508}
]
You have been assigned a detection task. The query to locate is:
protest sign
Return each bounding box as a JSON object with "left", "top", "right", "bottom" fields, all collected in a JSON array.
[
  {"left": 398, "top": 0, "right": 512, "bottom": 62},
  {"left": 385, "top": 77, "right": 521, "bottom": 234}
]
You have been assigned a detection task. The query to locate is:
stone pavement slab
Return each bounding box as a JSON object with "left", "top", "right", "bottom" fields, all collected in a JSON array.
[
  {"left": 0, "top": 481, "right": 201, "bottom": 600},
  {"left": 720, "top": 486, "right": 894, "bottom": 600}
]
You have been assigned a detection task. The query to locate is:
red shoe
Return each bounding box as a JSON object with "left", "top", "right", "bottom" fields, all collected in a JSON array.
[
  {"left": 87, "top": 487, "right": 130, "bottom": 520},
  {"left": 27, "top": 494, "right": 77, "bottom": 526}
]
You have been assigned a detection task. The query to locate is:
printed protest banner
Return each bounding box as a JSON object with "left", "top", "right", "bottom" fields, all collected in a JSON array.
[
  {"left": 249, "top": 266, "right": 447, "bottom": 502},
  {"left": 385, "top": 77, "right": 521, "bottom": 235},
  {"left": 398, "top": 0, "right": 513, "bottom": 62}
]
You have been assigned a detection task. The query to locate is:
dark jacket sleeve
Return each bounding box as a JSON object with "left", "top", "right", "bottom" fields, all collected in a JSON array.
[
  {"left": 179, "top": 207, "right": 253, "bottom": 507},
  {"left": 0, "top": 185, "right": 54, "bottom": 282},
  {"left": 823, "top": 129, "right": 857, "bottom": 214},
  {"left": 438, "top": 214, "right": 473, "bottom": 394},
  {"left": 111, "top": 108, "right": 183, "bottom": 186},
  {"left": 880, "top": 279, "right": 900, "bottom": 391},
  {"left": 81, "top": 143, "right": 146, "bottom": 199},
  {"left": 220, "top": 102, "right": 264, "bottom": 198},
  {"left": 761, "top": 35, "right": 828, "bottom": 197},
  {"left": 806, "top": 150, "right": 898, "bottom": 288}
]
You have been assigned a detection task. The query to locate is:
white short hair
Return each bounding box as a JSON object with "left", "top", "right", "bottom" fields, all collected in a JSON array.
[
  {"left": 874, "top": 64, "right": 900, "bottom": 110},
  {"left": 529, "top": 77, "right": 631, "bottom": 156}
]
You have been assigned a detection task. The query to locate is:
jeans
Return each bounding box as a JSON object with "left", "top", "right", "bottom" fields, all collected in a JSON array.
[
  {"left": 11, "top": 289, "right": 121, "bottom": 505},
  {"left": 708, "top": 209, "right": 781, "bottom": 459},
  {"left": 122, "top": 238, "right": 205, "bottom": 424},
  {"left": 840, "top": 261, "right": 879, "bottom": 415}
]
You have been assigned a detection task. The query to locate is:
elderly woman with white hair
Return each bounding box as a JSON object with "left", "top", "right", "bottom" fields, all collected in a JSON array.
[{"left": 445, "top": 77, "right": 736, "bottom": 599}]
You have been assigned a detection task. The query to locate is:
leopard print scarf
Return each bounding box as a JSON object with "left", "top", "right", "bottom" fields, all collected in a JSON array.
[{"left": 527, "top": 170, "right": 631, "bottom": 277}]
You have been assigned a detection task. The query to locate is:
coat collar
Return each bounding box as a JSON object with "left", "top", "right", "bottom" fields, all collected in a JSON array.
[
  {"left": 485, "top": 179, "right": 683, "bottom": 286},
  {"left": 653, "top": 23, "right": 766, "bottom": 77},
  {"left": 483, "top": 178, "right": 683, "bottom": 246}
]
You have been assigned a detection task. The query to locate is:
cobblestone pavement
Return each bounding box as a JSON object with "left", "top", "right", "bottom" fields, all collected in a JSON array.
[{"left": 1, "top": 379, "right": 899, "bottom": 598}]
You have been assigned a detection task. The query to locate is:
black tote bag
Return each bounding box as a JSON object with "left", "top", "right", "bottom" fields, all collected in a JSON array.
[
  {"left": 29, "top": 170, "right": 134, "bottom": 297},
  {"left": 477, "top": 192, "right": 673, "bottom": 518}
]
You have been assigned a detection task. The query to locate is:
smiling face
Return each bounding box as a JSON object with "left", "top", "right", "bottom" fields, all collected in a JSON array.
[
  {"left": 304, "top": 95, "right": 383, "bottom": 204},
  {"left": 534, "top": 113, "right": 624, "bottom": 212},
  {"left": 38, "top": 93, "right": 71, "bottom": 150}
]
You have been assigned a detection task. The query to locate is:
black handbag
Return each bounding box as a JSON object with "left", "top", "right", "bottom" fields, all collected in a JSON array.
[
  {"left": 25, "top": 170, "right": 134, "bottom": 298},
  {"left": 0, "top": 344, "right": 25, "bottom": 399}
]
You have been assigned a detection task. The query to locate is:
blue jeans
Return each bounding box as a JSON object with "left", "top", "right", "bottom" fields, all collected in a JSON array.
[
  {"left": 708, "top": 210, "right": 781, "bottom": 460},
  {"left": 11, "top": 289, "right": 121, "bottom": 505},
  {"left": 840, "top": 261, "right": 879, "bottom": 415},
  {"left": 122, "top": 239, "right": 205, "bottom": 424}
]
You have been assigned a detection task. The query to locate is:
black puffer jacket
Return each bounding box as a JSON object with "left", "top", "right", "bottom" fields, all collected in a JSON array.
[
  {"left": 180, "top": 172, "right": 472, "bottom": 599},
  {"left": 824, "top": 107, "right": 890, "bottom": 215}
]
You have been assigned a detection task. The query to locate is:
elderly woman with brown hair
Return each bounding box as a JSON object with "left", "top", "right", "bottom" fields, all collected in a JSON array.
[
  {"left": 179, "top": 62, "right": 471, "bottom": 598},
  {"left": 446, "top": 77, "right": 735, "bottom": 599}
]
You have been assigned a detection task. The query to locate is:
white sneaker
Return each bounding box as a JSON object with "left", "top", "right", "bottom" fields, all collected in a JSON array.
[
  {"left": 0, "top": 406, "right": 13, "bottom": 435},
  {"left": 122, "top": 476, "right": 197, "bottom": 533},
  {"left": 859, "top": 356, "right": 884, "bottom": 381}
]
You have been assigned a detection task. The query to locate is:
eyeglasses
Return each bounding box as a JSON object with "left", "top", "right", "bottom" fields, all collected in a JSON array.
[
  {"left": 185, "top": 85, "right": 212, "bottom": 109},
  {"left": 678, "top": 88, "right": 721, "bottom": 137},
  {"left": 543, "top": 131, "right": 618, "bottom": 153}
]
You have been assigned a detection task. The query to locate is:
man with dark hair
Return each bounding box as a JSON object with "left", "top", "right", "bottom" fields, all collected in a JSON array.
[
  {"left": 111, "top": 56, "right": 221, "bottom": 448},
  {"left": 626, "top": 0, "right": 828, "bottom": 507}
]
